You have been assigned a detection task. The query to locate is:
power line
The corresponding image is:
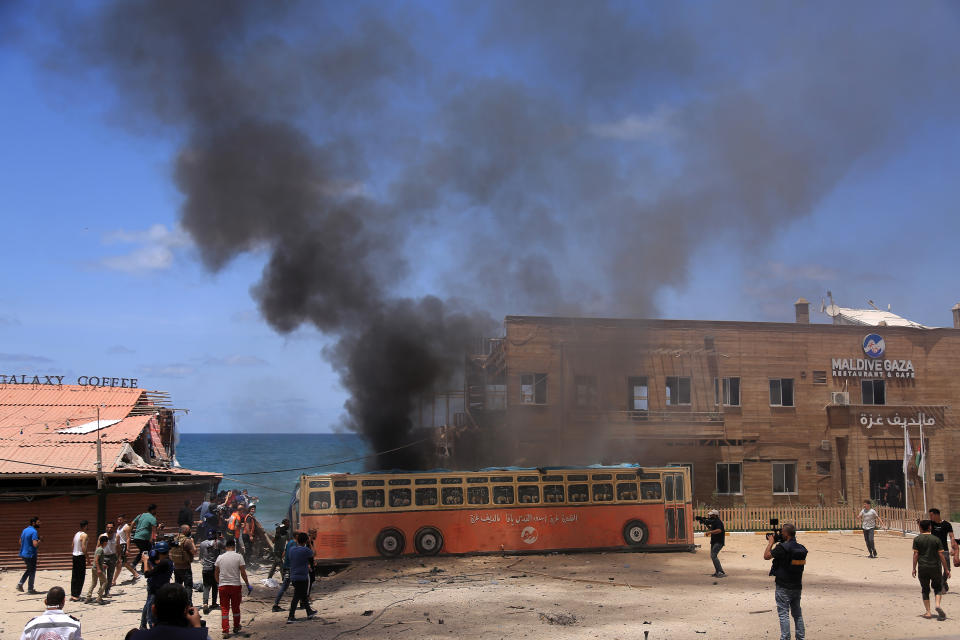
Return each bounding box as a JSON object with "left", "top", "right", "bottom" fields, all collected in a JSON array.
[{"left": 224, "top": 437, "right": 431, "bottom": 476}]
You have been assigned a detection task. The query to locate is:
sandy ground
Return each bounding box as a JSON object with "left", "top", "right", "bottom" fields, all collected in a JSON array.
[{"left": 1, "top": 531, "right": 956, "bottom": 640}]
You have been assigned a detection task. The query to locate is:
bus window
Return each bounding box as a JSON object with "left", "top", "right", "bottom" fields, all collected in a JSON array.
[
  {"left": 568, "top": 484, "right": 589, "bottom": 502},
  {"left": 664, "top": 475, "right": 675, "bottom": 501},
  {"left": 517, "top": 475, "right": 539, "bottom": 482},
  {"left": 675, "top": 476, "right": 684, "bottom": 500},
  {"left": 543, "top": 475, "right": 564, "bottom": 482},
  {"left": 309, "top": 491, "right": 330, "bottom": 510},
  {"left": 442, "top": 487, "right": 463, "bottom": 505},
  {"left": 640, "top": 482, "right": 662, "bottom": 500},
  {"left": 468, "top": 486, "right": 489, "bottom": 504},
  {"left": 491, "top": 476, "right": 513, "bottom": 483},
  {"left": 389, "top": 478, "right": 411, "bottom": 485},
  {"left": 308, "top": 480, "right": 330, "bottom": 488},
  {"left": 415, "top": 488, "right": 438, "bottom": 506},
  {"left": 334, "top": 479, "right": 357, "bottom": 487},
  {"left": 591, "top": 473, "right": 613, "bottom": 481},
  {"left": 493, "top": 485, "right": 515, "bottom": 504},
  {"left": 441, "top": 477, "right": 463, "bottom": 485},
  {"left": 567, "top": 474, "right": 588, "bottom": 482},
  {"left": 467, "top": 477, "right": 489, "bottom": 483},
  {"left": 362, "top": 489, "right": 384, "bottom": 508},
  {"left": 362, "top": 479, "right": 385, "bottom": 486},
  {"left": 335, "top": 490, "right": 358, "bottom": 509},
  {"left": 415, "top": 478, "right": 437, "bottom": 485},
  {"left": 390, "top": 488, "right": 411, "bottom": 507},
  {"left": 543, "top": 484, "right": 565, "bottom": 503},
  {"left": 518, "top": 485, "right": 540, "bottom": 503},
  {"left": 592, "top": 483, "right": 613, "bottom": 502},
  {"left": 617, "top": 482, "right": 638, "bottom": 501},
  {"left": 616, "top": 473, "right": 637, "bottom": 481}
]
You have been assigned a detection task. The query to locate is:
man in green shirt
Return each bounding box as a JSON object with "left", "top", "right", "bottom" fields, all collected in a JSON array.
[
  {"left": 913, "top": 519, "right": 951, "bottom": 620},
  {"left": 131, "top": 504, "right": 159, "bottom": 556}
]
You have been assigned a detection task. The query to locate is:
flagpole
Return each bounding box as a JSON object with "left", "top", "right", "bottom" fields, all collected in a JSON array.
[
  {"left": 903, "top": 424, "right": 909, "bottom": 534},
  {"left": 920, "top": 422, "right": 928, "bottom": 514}
]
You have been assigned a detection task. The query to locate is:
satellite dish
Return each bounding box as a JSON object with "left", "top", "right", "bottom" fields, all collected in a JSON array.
[{"left": 825, "top": 304, "right": 839, "bottom": 317}]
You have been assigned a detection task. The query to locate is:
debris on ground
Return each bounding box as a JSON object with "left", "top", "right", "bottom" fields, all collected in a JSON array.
[
  {"left": 538, "top": 612, "right": 578, "bottom": 626},
  {"left": 362, "top": 610, "right": 374, "bottom": 616}
]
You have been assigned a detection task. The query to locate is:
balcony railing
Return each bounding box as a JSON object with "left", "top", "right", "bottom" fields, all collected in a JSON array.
[{"left": 570, "top": 409, "right": 725, "bottom": 424}]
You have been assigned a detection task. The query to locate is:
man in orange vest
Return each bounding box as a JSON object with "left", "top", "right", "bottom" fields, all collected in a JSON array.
[{"left": 226, "top": 505, "right": 246, "bottom": 550}]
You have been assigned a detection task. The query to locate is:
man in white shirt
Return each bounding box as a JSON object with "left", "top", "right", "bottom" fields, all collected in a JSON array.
[
  {"left": 214, "top": 539, "right": 252, "bottom": 638},
  {"left": 856, "top": 500, "right": 884, "bottom": 558},
  {"left": 20, "top": 586, "right": 83, "bottom": 640},
  {"left": 113, "top": 515, "right": 141, "bottom": 585}
]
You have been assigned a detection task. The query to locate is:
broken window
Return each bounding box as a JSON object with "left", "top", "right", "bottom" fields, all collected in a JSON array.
[
  {"left": 362, "top": 489, "right": 384, "bottom": 508},
  {"left": 520, "top": 373, "right": 547, "bottom": 404},
  {"left": 816, "top": 461, "right": 831, "bottom": 475},
  {"left": 714, "top": 377, "right": 740, "bottom": 406},
  {"left": 628, "top": 376, "right": 648, "bottom": 411},
  {"left": 666, "top": 376, "right": 691, "bottom": 405},
  {"left": 308, "top": 491, "right": 330, "bottom": 510},
  {"left": 575, "top": 375, "right": 597, "bottom": 408},
  {"left": 769, "top": 378, "right": 794, "bottom": 407}
]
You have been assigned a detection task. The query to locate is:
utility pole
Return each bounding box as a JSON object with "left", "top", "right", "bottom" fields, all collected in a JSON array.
[{"left": 96, "top": 404, "right": 106, "bottom": 534}]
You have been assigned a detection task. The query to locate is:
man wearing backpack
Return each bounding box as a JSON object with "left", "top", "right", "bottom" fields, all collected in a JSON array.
[
  {"left": 764, "top": 522, "right": 807, "bottom": 640},
  {"left": 170, "top": 524, "right": 198, "bottom": 603}
]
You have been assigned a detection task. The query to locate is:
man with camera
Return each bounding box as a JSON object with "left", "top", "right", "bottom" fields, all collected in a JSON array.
[
  {"left": 763, "top": 521, "right": 807, "bottom": 640},
  {"left": 696, "top": 509, "right": 726, "bottom": 577},
  {"left": 128, "top": 583, "right": 209, "bottom": 639}
]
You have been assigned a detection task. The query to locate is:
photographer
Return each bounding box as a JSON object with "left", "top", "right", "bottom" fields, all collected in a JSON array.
[
  {"left": 128, "top": 583, "right": 208, "bottom": 639},
  {"left": 763, "top": 522, "right": 807, "bottom": 640},
  {"left": 697, "top": 509, "right": 726, "bottom": 577}
]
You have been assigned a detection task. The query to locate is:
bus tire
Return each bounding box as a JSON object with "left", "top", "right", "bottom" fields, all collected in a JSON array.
[
  {"left": 623, "top": 520, "right": 649, "bottom": 547},
  {"left": 376, "top": 528, "right": 405, "bottom": 557},
  {"left": 414, "top": 527, "right": 443, "bottom": 556}
]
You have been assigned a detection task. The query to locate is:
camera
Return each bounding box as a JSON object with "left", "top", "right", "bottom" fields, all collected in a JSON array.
[
  {"left": 694, "top": 515, "right": 710, "bottom": 525},
  {"left": 766, "top": 518, "right": 784, "bottom": 543}
]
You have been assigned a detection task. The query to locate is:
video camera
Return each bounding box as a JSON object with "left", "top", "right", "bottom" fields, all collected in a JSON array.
[
  {"left": 765, "top": 518, "right": 784, "bottom": 544},
  {"left": 694, "top": 515, "right": 710, "bottom": 525}
]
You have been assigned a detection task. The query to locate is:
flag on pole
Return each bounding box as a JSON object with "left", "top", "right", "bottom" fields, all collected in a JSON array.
[
  {"left": 903, "top": 428, "right": 912, "bottom": 475},
  {"left": 917, "top": 430, "right": 925, "bottom": 483}
]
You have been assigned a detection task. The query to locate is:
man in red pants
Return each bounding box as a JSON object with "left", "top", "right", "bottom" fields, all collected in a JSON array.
[{"left": 214, "top": 538, "right": 252, "bottom": 638}]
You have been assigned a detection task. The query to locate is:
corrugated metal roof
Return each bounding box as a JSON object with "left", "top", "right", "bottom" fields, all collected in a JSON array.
[
  {"left": 0, "top": 441, "right": 127, "bottom": 475},
  {"left": 833, "top": 307, "right": 930, "bottom": 329},
  {"left": 0, "top": 384, "right": 144, "bottom": 433}
]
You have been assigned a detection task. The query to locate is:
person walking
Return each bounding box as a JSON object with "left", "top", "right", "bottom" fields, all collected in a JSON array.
[
  {"left": 69, "top": 520, "right": 89, "bottom": 601},
  {"left": 114, "top": 514, "right": 141, "bottom": 585},
  {"left": 196, "top": 496, "right": 215, "bottom": 542},
  {"left": 267, "top": 519, "right": 290, "bottom": 580},
  {"left": 170, "top": 524, "right": 197, "bottom": 602},
  {"left": 242, "top": 505, "right": 258, "bottom": 564},
  {"left": 17, "top": 516, "right": 41, "bottom": 594},
  {"left": 226, "top": 505, "right": 247, "bottom": 558},
  {"left": 271, "top": 532, "right": 298, "bottom": 612},
  {"left": 913, "top": 519, "right": 951, "bottom": 620},
  {"left": 19, "top": 586, "right": 83, "bottom": 640},
  {"left": 764, "top": 522, "right": 807, "bottom": 640},
  {"left": 286, "top": 532, "right": 318, "bottom": 623},
  {"left": 131, "top": 505, "right": 159, "bottom": 556},
  {"left": 214, "top": 538, "right": 252, "bottom": 638},
  {"left": 101, "top": 522, "right": 118, "bottom": 597},
  {"left": 700, "top": 509, "right": 726, "bottom": 577},
  {"left": 140, "top": 541, "right": 174, "bottom": 629},
  {"left": 85, "top": 534, "right": 109, "bottom": 605},
  {"left": 198, "top": 529, "right": 224, "bottom": 614},
  {"left": 928, "top": 509, "right": 955, "bottom": 592},
  {"left": 856, "top": 500, "right": 884, "bottom": 558}
]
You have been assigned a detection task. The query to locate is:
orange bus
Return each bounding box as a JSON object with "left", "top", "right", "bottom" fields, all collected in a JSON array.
[{"left": 292, "top": 465, "right": 693, "bottom": 562}]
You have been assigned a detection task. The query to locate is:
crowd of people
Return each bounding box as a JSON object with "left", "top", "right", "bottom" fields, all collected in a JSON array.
[
  {"left": 16, "top": 489, "right": 322, "bottom": 639},
  {"left": 698, "top": 502, "right": 958, "bottom": 640}
]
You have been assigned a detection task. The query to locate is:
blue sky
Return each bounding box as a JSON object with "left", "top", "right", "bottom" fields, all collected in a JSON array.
[{"left": 2, "top": 2, "right": 960, "bottom": 434}]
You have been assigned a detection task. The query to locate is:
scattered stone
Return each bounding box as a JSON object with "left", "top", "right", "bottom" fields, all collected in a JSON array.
[
  {"left": 362, "top": 610, "right": 374, "bottom": 616},
  {"left": 538, "top": 612, "right": 578, "bottom": 626}
]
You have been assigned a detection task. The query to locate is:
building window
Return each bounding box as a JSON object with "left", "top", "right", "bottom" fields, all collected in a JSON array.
[
  {"left": 861, "top": 379, "right": 885, "bottom": 405},
  {"left": 665, "top": 376, "right": 691, "bottom": 406},
  {"left": 773, "top": 462, "right": 798, "bottom": 494},
  {"left": 769, "top": 378, "right": 794, "bottom": 407},
  {"left": 716, "top": 463, "right": 742, "bottom": 495},
  {"left": 812, "top": 370, "right": 827, "bottom": 384},
  {"left": 628, "top": 376, "right": 648, "bottom": 411},
  {"left": 714, "top": 377, "right": 740, "bottom": 406},
  {"left": 575, "top": 375, "right": 597, "bottom": 408},
  {"left": 520, "top": 373, "right": 547, "bottom": 405},
  {"left": 816, "top": 461, "right": 831, "bottom": 475}
]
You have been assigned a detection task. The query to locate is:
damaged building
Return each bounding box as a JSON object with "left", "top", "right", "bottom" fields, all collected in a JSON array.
[
  {"left": 454, "top": 300, "right": 960, "bottom": 514},
  {"left": 0, "top": 383, "right": 220, "bottom": 570}
]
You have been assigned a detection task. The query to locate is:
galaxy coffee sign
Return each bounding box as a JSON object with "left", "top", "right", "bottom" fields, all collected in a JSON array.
[{"left": 831, "top": 334, "right": 915, "bottom": 379}]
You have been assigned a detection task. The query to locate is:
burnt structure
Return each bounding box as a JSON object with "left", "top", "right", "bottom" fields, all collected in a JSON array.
[{"left": 459, "top": 301, "right": 960, "bottom": 514}]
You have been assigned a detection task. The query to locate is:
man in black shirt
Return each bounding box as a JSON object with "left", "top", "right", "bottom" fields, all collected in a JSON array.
[
  {"left": 764, "top": 523, "right": 807, "bottom": 640},
  {"left": 700, "top": 509, "right": 726, "bottom": 577},
  {"left": 928, "top": 509, "right": 955, "bottom": 592},
  {"left": 178, "top": 500, "right": 194, "bottom": 529}
]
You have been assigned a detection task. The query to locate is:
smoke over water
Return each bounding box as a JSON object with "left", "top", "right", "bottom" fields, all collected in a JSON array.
[{"left": 32, "top": 1, "right": 960, "bottom": 466}]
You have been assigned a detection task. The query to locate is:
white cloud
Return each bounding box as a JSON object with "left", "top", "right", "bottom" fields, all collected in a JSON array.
[
  {"left": 100, "top": 224, "right": 193, "bottom": 272},
  {"left": 590, "top": 106, "right": 676, "bottom": 141},
  {"left": 139, "top": 363, "right": 196, "bottom": 378},
  {"left": 204, "top": 354, "right": 268, "bottom": 367}
]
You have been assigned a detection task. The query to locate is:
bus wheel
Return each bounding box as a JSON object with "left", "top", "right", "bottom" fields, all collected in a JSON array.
[
  {"left": 623, "top": 520, "right": 649, "bottom": 547},
  {"left": 414, "top": 527, "right": 443, "bottom": 556},
  {"left": 376, "top": 528, "right": 405, "bottom": 557}
]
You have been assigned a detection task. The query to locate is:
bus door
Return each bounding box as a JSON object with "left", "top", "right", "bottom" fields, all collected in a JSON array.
[{"left": 663, "top": 472, "right": 687, "bottom": 544}]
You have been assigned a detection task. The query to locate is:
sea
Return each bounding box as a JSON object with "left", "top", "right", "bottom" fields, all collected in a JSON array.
[{"left": 176, "top": 432, "right": 370, "bottom": 527}]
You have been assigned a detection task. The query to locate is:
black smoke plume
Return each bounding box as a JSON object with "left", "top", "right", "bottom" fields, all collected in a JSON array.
[{"left": 28, "top": 0, "right": 960, "bottom": 466}]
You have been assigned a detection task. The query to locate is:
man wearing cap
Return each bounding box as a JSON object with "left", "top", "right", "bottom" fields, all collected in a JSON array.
[
  {"left": 701, "top": 509, "right": 727, "bottom": 578},
  {"left": 140, "top": 541, "right": 174, "bottom": 629}
]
